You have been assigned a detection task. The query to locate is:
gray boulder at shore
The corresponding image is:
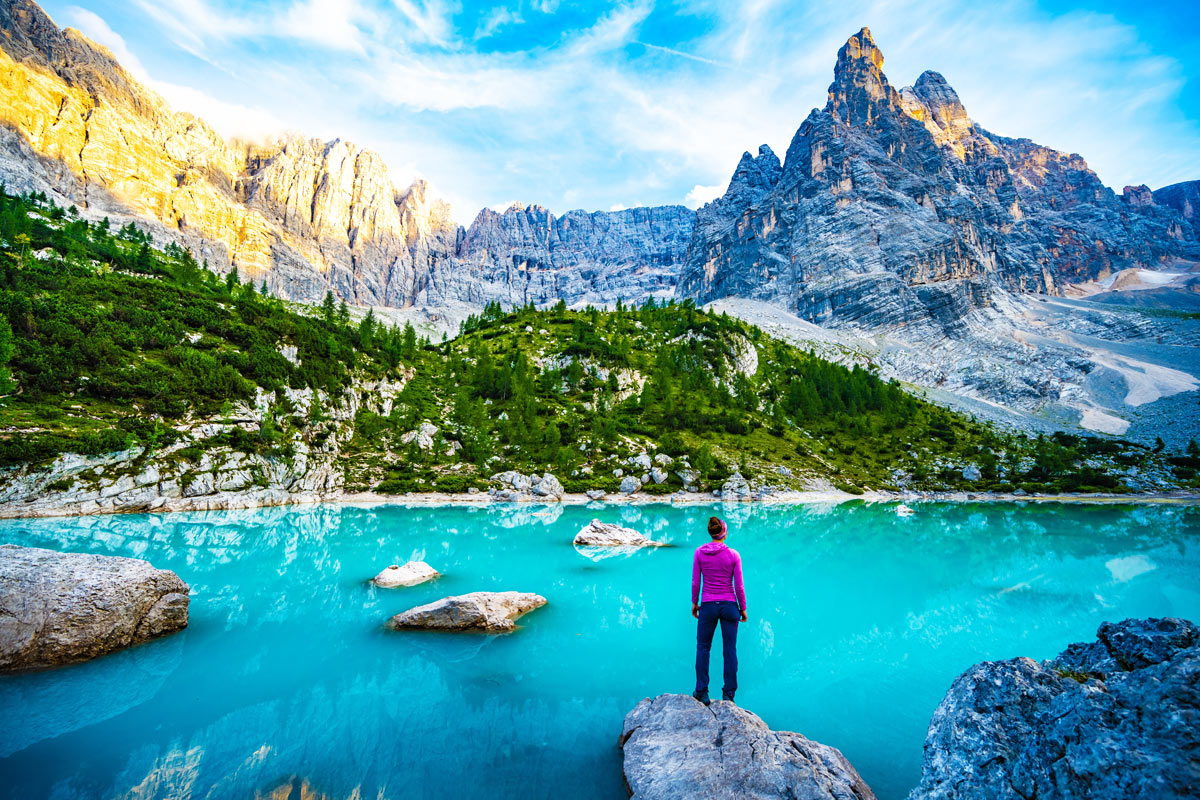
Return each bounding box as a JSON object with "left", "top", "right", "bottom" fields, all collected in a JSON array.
[
  {"left": 620, "top": 694, "right": 876, "bottom": 800},
  {"left": 910, "top": 617, "right": 1199, "bottom": 800},
  {"left": 0, "top": 544, "right": 190, "bottom": 671},
  {"left": 386, "top": 591, "right": 547, "bottom": 632}
]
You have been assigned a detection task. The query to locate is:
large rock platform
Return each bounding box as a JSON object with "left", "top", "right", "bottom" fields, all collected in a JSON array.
[
  {"left": 0, "top": 544, "right": 190, "bottom": 671},
  {"left": 620, "top": 693, "right": 875, "bottom": 800}
]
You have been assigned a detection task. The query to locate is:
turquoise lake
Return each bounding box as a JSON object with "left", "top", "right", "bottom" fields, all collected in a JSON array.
[{"left": 1, "top": 500, "right": 1198, "bottom": 799}]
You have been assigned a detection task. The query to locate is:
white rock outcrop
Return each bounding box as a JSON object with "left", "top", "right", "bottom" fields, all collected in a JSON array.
[
  {"left": 573, "top": 520, "right": 665, "bottom": 548},
  {"left": 372, "top": 561, "right": 439, "bottom": 588}
]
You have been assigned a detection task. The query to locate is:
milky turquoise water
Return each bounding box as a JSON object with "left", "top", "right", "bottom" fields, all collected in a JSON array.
[{"left": 1, "top": 501, "right": 1198, "bottom": 800}]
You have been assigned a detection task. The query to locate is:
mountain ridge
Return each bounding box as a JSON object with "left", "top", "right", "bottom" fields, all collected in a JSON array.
[
  {"left": 677, "top": 26, "right": 1200, "bottom": 331},
  {"left": 0, "top": 0, "right": 694, "bottom": 314},
  {"left": 1, "top": 3, "right": 1197, "bottom": 446}
]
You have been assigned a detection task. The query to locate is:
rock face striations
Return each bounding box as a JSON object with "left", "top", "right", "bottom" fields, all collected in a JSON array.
[
  {"left": 0, "top": 544, "right": 190, "bottom": 671},
  {"left": 910, "top": 617, "right": 1200, "bottom": 800},
  {"left": 676, "top": 28, "right": 1200, "bottom": 332},
  {"left": 620, "top": 694, "right": 876, "bottom": 800},
  {"left": 0, "top": 0, "right": 693, "bottom": 312}
]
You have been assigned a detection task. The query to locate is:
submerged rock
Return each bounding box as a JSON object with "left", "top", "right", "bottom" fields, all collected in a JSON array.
[
  {"left": 909, "top": 617, "right": 1200, "bottom": 800},
  {"left": 620, "top": 694, "right": 876, "bottom": 800},
  {"left": 0, "top": 544, "right": 190, "bottom": 672},
  {"left": 574, "top": 520, "right": 665, "bottom": 548},
  {"left": 386, "top": 591, "right": 547, "bottom": 633},
  {"left": 372, "top": 561, "right": 439, "bottom": 588}
]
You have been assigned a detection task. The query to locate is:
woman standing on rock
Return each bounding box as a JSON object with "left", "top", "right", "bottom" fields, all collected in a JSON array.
[{"left": 691, "top": 516, "right": 747, "bottom": 705}]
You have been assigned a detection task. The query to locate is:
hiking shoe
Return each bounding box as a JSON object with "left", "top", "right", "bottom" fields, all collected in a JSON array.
[
  {"left": 722, "top": 690, "right": 735, "bottom": 703},
  {"left": 692, "top": 689, "right": 711, "bottom": 706}
]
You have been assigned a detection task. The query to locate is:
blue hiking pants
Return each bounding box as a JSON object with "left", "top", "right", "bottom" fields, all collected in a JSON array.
[{"left": 695, "top": 600, "right": 739, "bottom": 694}]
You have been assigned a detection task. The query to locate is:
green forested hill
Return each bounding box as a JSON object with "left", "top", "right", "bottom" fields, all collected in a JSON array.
[{"left": 0, "top": 187, "right": 1192, "bottom": 498}]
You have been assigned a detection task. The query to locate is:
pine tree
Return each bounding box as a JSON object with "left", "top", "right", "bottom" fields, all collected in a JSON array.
[
  {"left": 401, "top": 322, "right": 417, "bottom": 360},
  {"left": 321, "top": 291, "right": 336, "bottom": 324},
  {"left": 358, "top": 308, "right": 376, "bottom": 350}
]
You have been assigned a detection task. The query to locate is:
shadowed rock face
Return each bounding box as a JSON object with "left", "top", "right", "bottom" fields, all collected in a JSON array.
[
  {"left": 675, "top": 27, "right": 1200, "bottom": 333},
  {"left": 0, "top": 544, "right": 189, "bottom": 671},
  {"left": 909, "top": 617, "right": 1200, "bottom": 800},
  {"left": 620, "top": 693, "right": 876, "bottom": 800}
]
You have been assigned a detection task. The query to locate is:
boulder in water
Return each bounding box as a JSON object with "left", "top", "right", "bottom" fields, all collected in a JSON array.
[
  {"left": 372, "top": 561, "right": 439, "bottom": 588},
  {"left": 574, "top": 520, "right": 665, "bottom": 548},
  {"left": 386, "top": 591, "right": 547, "bottom": 632},
  {"left": 620, "top": 693, "right": 875, "bottom": 799},
  {"left": 0, "top": 544, "right": 190, "bottom": 672},
  {"left": 909, "top": 617, "right": 1199, "bottom": 800}
]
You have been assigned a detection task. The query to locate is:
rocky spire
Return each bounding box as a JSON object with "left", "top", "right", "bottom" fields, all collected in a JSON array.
[
  {"left": 722, "top": 144, "right": 782, "bottom": 206},
  {"left": 826, "top": 27, "right": 898, "bottom": 127},
  {"left": 910, "top": 71, "right": 968, "bottom": 131}
]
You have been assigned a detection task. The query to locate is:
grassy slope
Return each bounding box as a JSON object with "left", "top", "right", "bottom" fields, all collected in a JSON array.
[{"left": 1, "top": 187, "right": 1194, "bottom": 496}]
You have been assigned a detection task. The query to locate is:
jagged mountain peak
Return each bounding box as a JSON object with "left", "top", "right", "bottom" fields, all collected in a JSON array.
[
  {"left": 827, "top": 26, "right": 896, "bottom": 126},
  {"left": 723, "top": 145, "right": 782, "bottom": 207}
]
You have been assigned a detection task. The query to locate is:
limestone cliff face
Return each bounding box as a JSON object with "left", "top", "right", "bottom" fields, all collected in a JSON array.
[
  {"left": 420, "top": 203, "right": 694, "bottom": 308},
  {"left": 0, "top": 0, "right": 692, "bottom": 311},
  {"left": 675, "top": 27, "right": 1200, "bottom": 331},
  {"left": 1153, "top": 180, "right": 1200, "bottom": 238}
]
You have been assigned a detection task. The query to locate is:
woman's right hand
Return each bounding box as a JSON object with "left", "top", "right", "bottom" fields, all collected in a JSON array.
[{"left": 740, "top": 610, "right": 748, "bottom": 622}]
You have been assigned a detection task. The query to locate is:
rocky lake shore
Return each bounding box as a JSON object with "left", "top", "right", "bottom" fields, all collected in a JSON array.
[{"left": 3, "top": 484, "right": 1198, "bottom": 520}]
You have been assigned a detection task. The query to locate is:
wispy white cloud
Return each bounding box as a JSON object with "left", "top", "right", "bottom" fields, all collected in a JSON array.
[
  {"left": 684, "top": 184, "right": 724, "bottom": 209},
  {"left": 474, "top": 6, "right": 522, "bottom": 40},
  {"left": 129, "top": 0, "right": 371, "bottom": 54},
  {"left": 566, "top": 1, "right": 654, "bottom": 57},
  {"left": 389, "top": 0, "right": 459, "bottom": 47}
]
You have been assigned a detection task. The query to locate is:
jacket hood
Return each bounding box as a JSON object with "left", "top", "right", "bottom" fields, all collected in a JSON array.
[{"left": 698, "top": 542, "right": 729, "bottom": 554}]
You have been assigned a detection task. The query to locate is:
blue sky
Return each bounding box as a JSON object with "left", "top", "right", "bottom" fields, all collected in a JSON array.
[{"left": 39, "top": 0, "right": 1200, "bottom": 224}]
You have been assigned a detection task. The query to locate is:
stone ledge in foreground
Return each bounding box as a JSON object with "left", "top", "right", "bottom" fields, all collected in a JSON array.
[
  {"left": 909, "top": 616, "right": 1199, "bottom": 800},
  {"left": 620, "top": 693, "right": 876, "bottom": 800}
]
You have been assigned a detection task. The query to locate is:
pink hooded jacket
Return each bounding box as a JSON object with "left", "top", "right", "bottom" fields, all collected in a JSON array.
[{"left": 692, "top": 541, "right": 746, "bottom": 610}]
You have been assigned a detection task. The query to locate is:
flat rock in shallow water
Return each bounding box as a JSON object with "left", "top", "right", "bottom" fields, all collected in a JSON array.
[
  {"left": 0, "top": 544, "right": 189, "bottom": 671},
  {"left": 372, "top": 561, "right": 439, "bottom": 588},
  {"left": 386, "top": 591, "right": 546, "bottom": 632},
  {"left": 620, "top": 693, "right": 875, "bottom": 800},
  {"left": 909, "top": 617, "right": 1200, "bottom": 800},
  {"left": 573, "top": 520, "right": 665, "bottom": 547}
]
